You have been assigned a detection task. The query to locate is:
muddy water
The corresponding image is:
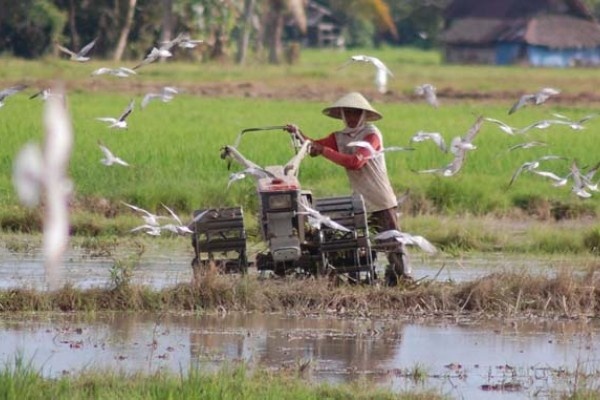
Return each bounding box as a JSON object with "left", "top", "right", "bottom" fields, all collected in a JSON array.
[
  {"left": 0, "top": 238, "right": 596, "bottom": 289},
  {"left": 1, "top": 312, "right": 599, "bottom": 399}
]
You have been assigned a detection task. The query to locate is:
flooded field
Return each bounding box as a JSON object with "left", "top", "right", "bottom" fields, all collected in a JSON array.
[
  {"left": 1, "top": 312, "right": 599, "bottom": 399},
  {"left": 0, "top": 237, "right": 596, "bottom": 290},
  {"left": 2, "top": 236, "right": 600, "bottom": 398}
]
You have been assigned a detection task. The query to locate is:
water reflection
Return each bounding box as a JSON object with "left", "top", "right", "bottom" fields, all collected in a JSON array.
[{"left": 0, "top": 312, "right": 599, "bottom": 399}]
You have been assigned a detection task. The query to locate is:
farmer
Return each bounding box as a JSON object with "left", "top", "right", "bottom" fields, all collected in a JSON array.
[{"left": 284, "top": 92, "right": 410, "bottom": 286}]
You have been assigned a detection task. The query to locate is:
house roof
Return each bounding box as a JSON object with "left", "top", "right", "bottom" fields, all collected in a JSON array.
[
  {"left": 524, "top": 14, "right": 600, "bottom": 48},
  {"left": 444, "top": 0, "right": 593, "bottom": 21},
  {"left": 441, "top": 0, "right": 600, "bottom": 48}
]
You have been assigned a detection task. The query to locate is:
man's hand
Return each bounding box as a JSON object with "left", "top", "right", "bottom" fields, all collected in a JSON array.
[
  {"left": 283, "top": 124, "right": 300, "bottom": 135},
  {"left": 309, "top": 141, "right": 323, "bottom": 157}
]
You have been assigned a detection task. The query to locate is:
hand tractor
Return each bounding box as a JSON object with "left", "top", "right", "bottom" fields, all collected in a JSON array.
[{"left": 190, "top": 127, "right": 377, "bottom": 281}]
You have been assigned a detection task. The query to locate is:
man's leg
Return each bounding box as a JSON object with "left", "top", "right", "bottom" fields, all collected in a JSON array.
[{"left": 370, "top": 207, "right": 411, "bottom": 286}]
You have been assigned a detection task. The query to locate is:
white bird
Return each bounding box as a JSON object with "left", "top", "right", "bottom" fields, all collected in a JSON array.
[
  {"left": 0, "top": 84, "right": 27, "bottom": 107},
  {"left": 13, "top": 143, "right": 44, "bottom": 207},
  {"left": 161, "top": 33, "right": 204, "bottom": 49},
  {"left": 96, "top": 99, "right": 134, "bottom": 129},
  {"left": 98, "top": 142, "right": 129, "bottom": 167},
  {"left": 570, "top": 162, "right": 592, "bottom": 198},
  {"left": 374, "top": 229, "right": 437, "bottom": 254},
  {"left": 227, "top": 167, "right": 276, "bottom": 188},
  {"left": 414, "top": 83, "right": 439, "bottom": 107},
  {"left": 507, "top": 141, "right": 548, "bottom": 152},
  {"left": 133, "top": 47, "right": 173, "bottom": 70},
  {"left": 57, "top": 38, "right": 97, "bottom": 62},
  {"left": 29, "top": 88, "right": 52, "bottom": 101},
  {"left": 485, "top": 117, "right": 557, "bottom": 135},
  {"left": 130, "top": 224, "right": 162, "bottom": 236},
  {"left": 13, "top": 86, "right": 73, "bottom": 290},
  {"left": 417, "top": 116, "right": 483, "bottom": 177},
  {"left": 531, "top": 170, "right": 570, "bottom": 187},
  {"left": 484, "top": 117, "right": 521, "bottom": 135},
  {"left": 122, "top": 202, "right": 168, "bottom": 226},
  {"left": 299, "top": 202, "right": 350, "bottom": 232},
  {"left": 409, "top": 131, "right": 447, "bottom": 153},
  {"left": 160, "top": 204, "right": 194, "bottom": 234},
  {"left": 550, "top": 113, "right": 597, "bottom": 130},
  {"left": 141, "top": 86, "right": 178, "bottom": 109},
  {"left": 580, "top": 161, "right": 600, "bottom": 192},
  {"left": 508, "top": 87, "right": 560, "bottom": 114},
  {"left": 42, "top": 90, "right": 73, "bottom": 290},
  {"left": 416, "top": 150, "right": 466, "bottom": 177},
  {"left": 341, "top": 55, "right": 394, "bottom": 94},
  {"left": 449, "top": 115, "right": 484, "bottom": 155},
  {"left": 91, "top": 67, "right": 137, "bottom": 78},
  {"left": 347, "top": 140, "right": 414, "bottom": 159},
  {"left": 507, "top": 155, "right": 567, "bottom": 188}
]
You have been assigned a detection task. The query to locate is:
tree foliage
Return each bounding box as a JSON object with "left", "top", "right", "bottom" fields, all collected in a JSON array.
[{"left": 4, "top": 0, "right": 599, "bottom": 61}]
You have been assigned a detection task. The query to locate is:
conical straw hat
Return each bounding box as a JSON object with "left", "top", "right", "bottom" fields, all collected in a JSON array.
[{"left": 322, "top": 92, "right": 382, "bottom": 121}]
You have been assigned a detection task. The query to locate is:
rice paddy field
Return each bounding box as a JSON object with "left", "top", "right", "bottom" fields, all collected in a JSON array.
[
  {"left": 2, "top": 48, "right": 600, "bottom": 399},
  {"left": 1, "top": 47, "right": 599, "bottom": 251}
]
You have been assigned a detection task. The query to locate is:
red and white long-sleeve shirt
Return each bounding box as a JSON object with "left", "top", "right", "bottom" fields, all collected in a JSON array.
[{"left": 314, "top": 124, "right": 397, "bottom": 212}]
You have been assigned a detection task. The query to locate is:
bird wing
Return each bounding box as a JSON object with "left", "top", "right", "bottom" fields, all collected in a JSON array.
[
  {"left": 161, "top": 204, "right": 183, "bottom": 225},
  {"left": 447, "top": 149, "right": 466, "bottom": 176},
  {"left": 141, "top": 93, "right": 159, "bottom": 109},
  {"left": 462, "top": 115, "right": 484, "bottom": 143},
  {"left": 508, "top": 162, "right": 534, "bottom": 187},
  {"left": 118, "top": 100, "right": 134, "bottom": 121},
  {"left": 57, "top": 44, "right": 76, "bottom": 57},
  {"left": 321, "top": 217, "right": 351, "bottom": 232},
  {"left": 531, "top": 170, "right": 564, "bottom": 182},
  {"left": 96, "top": 117, "right": 118, "bottom": 123},
  {"left": 508, "top": 94, "right": 534, "bottom": 114},
  {"left": 122, "top": 201, "right": 152, "bottom": 217},
  {"left": 133, "top": 48, "right": 159, "bottom": 69},
  {"left": 0, "top": 84, "right": 27, "bottom": 101},
  {"left": 117, "top": 67, "right": 137, "bottom": 76},
  {"left": 374, "top": 229, "right": 402, "bottom": 241},
  {"left": 368, "top": 56, "right": 393, "bottom": 77},
  {"left": 98, "top": 143, "right": 114, "bottom": 160},
  {"left": 78, "top": 38, "right": 97, "bottom": 57},
  {"left": 91, "top": 68, "right": 110, "bottom": 76},
  {"left": 347, "top": 140, "right": 376, "bottom": 156},
  {"left": 410, "top": 235, "right": 437, "bottom": 254}
]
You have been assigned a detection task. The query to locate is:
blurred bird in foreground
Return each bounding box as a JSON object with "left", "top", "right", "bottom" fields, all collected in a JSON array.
[{"left": 12, "top": 84, "right": 73, "bottom": 290}]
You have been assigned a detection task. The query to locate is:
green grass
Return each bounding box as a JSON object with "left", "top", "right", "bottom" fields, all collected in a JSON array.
[
  {"left": 1, "top": 48, "right": 600, "bottom": 236},
  {"left": 0, "top": 356, "right": 445, "bottom": 400}
]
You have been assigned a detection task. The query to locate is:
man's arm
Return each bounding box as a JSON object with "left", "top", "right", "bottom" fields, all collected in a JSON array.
[{"left": 319, "top": 133, "right": 381, "bottom": 170}]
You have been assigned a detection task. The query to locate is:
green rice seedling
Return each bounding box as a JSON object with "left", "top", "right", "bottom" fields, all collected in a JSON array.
[{"left": 583, "top": 228, "right": 600, "bottom": 255}]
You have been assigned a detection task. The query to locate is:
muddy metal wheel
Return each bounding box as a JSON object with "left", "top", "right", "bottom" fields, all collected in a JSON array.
[
  {"left": 190, "top": 207, "right": 247, "bottom": 274},
  {"left": 314, "top": 194, "right": 375, "bottom": 283}
]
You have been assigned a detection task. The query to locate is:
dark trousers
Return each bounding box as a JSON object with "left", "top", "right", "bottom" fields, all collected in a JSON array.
[{"left": 370, "top": 207, "right": 410, "bottom": 282}]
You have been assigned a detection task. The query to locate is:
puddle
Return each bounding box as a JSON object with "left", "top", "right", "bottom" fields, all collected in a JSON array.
[
  {"left": 0, "top": 237, "right": 596, "bottom": 289},
  {"left": 1, "top": 312, "right": 599, "bottom": 399}
]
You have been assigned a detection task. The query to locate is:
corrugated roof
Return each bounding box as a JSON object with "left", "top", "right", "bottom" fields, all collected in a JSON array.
[
  {"left": 444, "top": 0, "right": 593, "bottom": 20},
  {"left": 441, "top": 14, "right": 600, "bottom": 48},
  {"left": 525, "top": 14, "right": 600, "bottom": 48},
  {"left": 440, "top": 18, "right": 517, "bottom": 45}
]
